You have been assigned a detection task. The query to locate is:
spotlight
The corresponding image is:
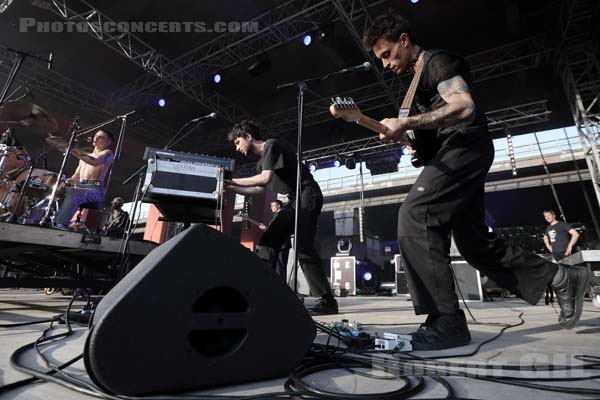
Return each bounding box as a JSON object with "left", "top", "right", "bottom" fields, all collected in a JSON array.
[
  {"left": 410, "top": 0, "right": 420, "bottom": 3},
  {"left": 345, "top": 157, "right": 356, "bottom": 170},
  {"left": 158, "top": 98, "right": 166, "bottom": 107},
  {"left": 308, "top": 161, "right": 317, "bottom": 172},
  {"left": 213, "top": 73, "right": 221, "bottom": 84},
  {"left": 402, "top": 146, "right": 411, "bottom": 156},
  {"left": 302, "top": 34, "right": 312, "bottom": 46},
  {"left": 333, "top": 156, "right": 342, "bottom": 168},
  {"left": 363, "top": 272, "right": 373, "bottom": 281}
]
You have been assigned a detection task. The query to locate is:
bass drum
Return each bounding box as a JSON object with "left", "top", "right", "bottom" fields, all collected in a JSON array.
[{"left": 15, "top": 169, "right": 65, "bottom": 225}]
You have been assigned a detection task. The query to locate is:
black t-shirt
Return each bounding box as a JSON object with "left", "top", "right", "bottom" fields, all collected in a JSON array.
[
  {"left": 411, "top": 50, "right": 488, "bottom": 142},
  {"left": 257, "top": 139, "right": 317, "bottom": 200},
  {"left": 545, "top": 222, "right": 572, "bottom": 258}
]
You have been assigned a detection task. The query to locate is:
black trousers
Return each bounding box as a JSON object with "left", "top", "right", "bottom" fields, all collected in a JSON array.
[
  {"left": 398, "top": 132, "right": 558, "bottom": 315},
  {"left": 257, "top": 185, "right": 332, "bottom": 298}
]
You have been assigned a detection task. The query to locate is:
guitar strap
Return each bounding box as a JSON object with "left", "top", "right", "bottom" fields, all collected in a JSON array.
[{"left": 398, "top": 49, "right": 426, "bottom": 141}]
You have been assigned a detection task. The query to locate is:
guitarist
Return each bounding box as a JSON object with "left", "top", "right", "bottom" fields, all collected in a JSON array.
[
  {"left": 225, "top": 120, "right": 338, "bottom": 315},
  {"left": 364, "top": 12, "right": 590, "bottom": 350}
]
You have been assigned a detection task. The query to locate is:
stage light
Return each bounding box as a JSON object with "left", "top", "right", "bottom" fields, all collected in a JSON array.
[
  {"left": 158, "top": 98, "right": 166, "bottom": 107},
  {"left": 308, "top": 161, "right": 317, "bottom": 172},
  {"left": 333, "top": 156, "right": 342, "bottom": 168},
  {"left": 410, "top": 0, "right": 420, "bottom": 3},
  {"left": 363, "top": 272, "right": 373, "bottom": 281},
  {"left": 303, "top": 34, "right": 312, "bottom": 46},
  {"left": 213, "top": 73, "right": 222, "bottom": 84},
  {"left": 402, "top": 146, "right": 411, "bottom": 156},
  {"left": 345, "top": 157, "right": 356, "bottom": 170}
]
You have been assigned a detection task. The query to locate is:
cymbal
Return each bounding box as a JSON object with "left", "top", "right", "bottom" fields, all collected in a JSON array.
[
  {"left": 0, "top": 101, "right": 58, "bottom": 134},
  {"left": 46, "top": 136, "right": 92, "bottom": 158}
]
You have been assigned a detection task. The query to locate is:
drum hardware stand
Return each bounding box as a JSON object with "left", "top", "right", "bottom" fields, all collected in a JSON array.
[
  {"left": 39, "top": 114, "right": 80, "bottom": 226},
  {"left": 0, "top": 45, "right": 52, "bottom": 108}
]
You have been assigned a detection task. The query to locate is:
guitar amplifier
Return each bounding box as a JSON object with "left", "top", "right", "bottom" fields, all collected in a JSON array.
[{"left": 142, "top": 148, "right": 234, "bottom": 201}]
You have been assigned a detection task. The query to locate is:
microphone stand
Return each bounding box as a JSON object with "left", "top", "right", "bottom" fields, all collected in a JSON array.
[
  {"left": 0, "top": 45, "right": 52, "bottom": 108},
  {"left": 276, "top": 66, "right": 360, "bottom": 298}
]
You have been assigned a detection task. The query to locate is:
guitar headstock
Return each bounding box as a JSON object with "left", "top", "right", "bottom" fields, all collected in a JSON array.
[{"left": 329, "top": 97, "right": 363, "bottom": 123}]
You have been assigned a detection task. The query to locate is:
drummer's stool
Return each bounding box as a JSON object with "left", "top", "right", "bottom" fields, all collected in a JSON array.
[{"left": 70, "top": 201, "right": 103, "bottom": 233}]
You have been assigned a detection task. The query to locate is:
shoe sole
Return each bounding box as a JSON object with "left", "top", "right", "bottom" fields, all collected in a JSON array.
[
  {"left": 559, "top": 265, "right": 591, "bottom": 330},
  {"left": 412, "top": 334, "right": 471, "bottom": 351}
]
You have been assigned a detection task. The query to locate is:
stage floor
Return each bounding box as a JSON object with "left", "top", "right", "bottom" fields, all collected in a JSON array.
[{"left": 1, "top": 289, "right": 599, "bottom": 399}]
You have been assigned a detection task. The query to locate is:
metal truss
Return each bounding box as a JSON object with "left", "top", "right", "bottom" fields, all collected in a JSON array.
[
  {"left": 301, "top": 100, "right": 551, "bottom": 163},
  {"left": 260, "top": 35, "right": 552, "bottom": 134},
  {"left": 45, "top": 0, "right": 256, "bottom": 124},
  {"left": 557, "top": 0, "right": 600, "bottom": 209},
  {"left": 106, "top": 0, "right": 389, "bottom": 112},
  {"left": 330, "top": 0, "right": 399, "bottom": 110},
  {"left": 0, "top": 47, "right": 171, "bottom": 146}
]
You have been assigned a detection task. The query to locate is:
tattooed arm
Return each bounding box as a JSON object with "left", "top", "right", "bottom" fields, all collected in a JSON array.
[
  {"left": 406, "top": 75, "right": 475, "bottom": 130},
  {"left": 379, "top": 75, "right": 475, "bottom": 140}
]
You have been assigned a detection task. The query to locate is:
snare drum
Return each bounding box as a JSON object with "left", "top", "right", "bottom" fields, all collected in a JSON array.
[{"left": 15, "top": 169, "right": 59, "bottom": 197}]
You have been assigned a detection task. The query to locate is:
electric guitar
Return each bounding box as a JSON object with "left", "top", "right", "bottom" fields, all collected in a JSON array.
[
  {"left": 329, "top": 97, "right": 438, "bottom": 168},
  {"left": 237, "top": 211, "right": 266, "bottom": 230}
]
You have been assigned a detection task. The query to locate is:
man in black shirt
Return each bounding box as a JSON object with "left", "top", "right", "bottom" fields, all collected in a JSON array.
[
  {"left": 543, "top": 210, "right": 580, "bottom": 261},
  {"left": 226, "top": 120, "right": 338, "bottom": 315},
  {"left": 103, "top": 196, "right": 129, "bottom": 237},
  {"left": 363, "top": 12, "right": 590, "bottom": 350}
]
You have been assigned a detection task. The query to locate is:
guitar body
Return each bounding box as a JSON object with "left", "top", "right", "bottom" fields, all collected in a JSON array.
[
  {"left": 398, "top": 108, "right": 439, "bottom": 168},
  {"left": 329, "top": 97, "right": 440, "bottom": 169}
]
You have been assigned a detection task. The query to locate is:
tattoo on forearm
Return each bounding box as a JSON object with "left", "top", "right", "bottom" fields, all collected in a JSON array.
[
  {"left": 406, "top": 104, "right": 464, "bottom": 129},
  {"left": 405, "top": 76, "right": 474, "bottom": 130}
]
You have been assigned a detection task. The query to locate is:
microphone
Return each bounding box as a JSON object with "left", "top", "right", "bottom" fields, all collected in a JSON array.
[
  {"left": 332, "top": 61, "right": 371, "bottom": 76},
  {"left": 190, "top": 112, "right": 217, "bottom": 123},
  {"left": 47, "top": 52, "right": 53, "bottom": 70}
]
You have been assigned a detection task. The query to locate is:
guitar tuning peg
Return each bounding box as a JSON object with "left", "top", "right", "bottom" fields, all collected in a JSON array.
[{"left": 348, "top": 97, "right": 354, "bottom": 103}]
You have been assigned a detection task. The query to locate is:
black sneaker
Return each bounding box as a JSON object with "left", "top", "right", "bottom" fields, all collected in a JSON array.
[
  {"left": 411, "top": 309, "right": 471, "bottom": 350},
  {"left": 551, "top": 264, "right": 591, "bottom": 329},
  {"left": 309, "top": 297, "right": 338, "bottom": 315}
]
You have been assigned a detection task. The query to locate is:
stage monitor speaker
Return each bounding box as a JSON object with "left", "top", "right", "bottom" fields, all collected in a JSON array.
[{"left": 84, "top": 224, "right": 316, "bottom": 396}]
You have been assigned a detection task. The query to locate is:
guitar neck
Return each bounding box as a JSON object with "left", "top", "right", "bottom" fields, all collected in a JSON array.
[{"left": 355, "top": 115, "right": 388, "bottom": 135}]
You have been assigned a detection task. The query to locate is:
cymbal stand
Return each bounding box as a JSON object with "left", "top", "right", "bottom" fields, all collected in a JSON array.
[{"left": 39, "top": 114, "right": 80, "bottom": 226}]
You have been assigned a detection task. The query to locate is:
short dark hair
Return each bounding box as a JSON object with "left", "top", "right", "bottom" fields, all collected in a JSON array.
[
  {"left": 112, "top": 196, "right": 125, "bottom": 207},
  {"left": 543, "top": 210, "right": 556, "bottom": 215},
  {"left": 228, "top": 120, "right": 262, "bottom": 142},
  {"left": 363, "top": 12, "right": 414, "bottom": 50},
  {"left": 271, "top": 200, "right": 283, "bottom": 208},
  {"left": 99, "top": 129, "right": 115, "bottom": 143}
]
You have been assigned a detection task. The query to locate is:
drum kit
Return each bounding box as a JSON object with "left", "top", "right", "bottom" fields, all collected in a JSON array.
[{"left": 0, "top": 100, "right": 93, "bottom": 225}]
